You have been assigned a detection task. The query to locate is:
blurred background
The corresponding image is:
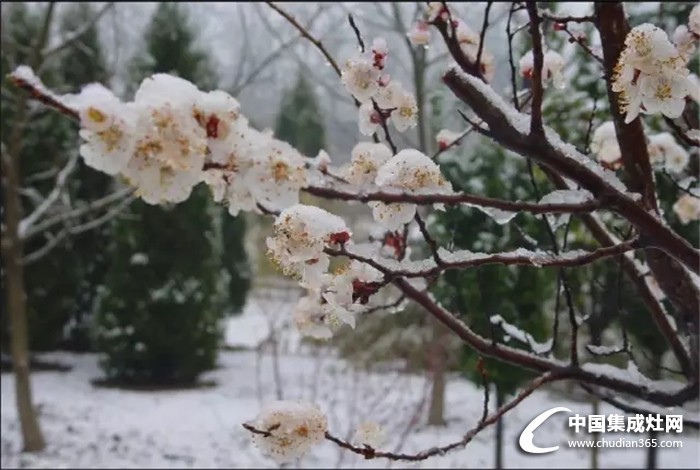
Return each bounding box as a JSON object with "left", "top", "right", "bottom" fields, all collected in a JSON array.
[{"left": 1, "top": 2, "right": 698, "bottom": 468}]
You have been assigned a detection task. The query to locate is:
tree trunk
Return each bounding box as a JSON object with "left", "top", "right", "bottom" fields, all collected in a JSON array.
[
  {"left": 427, "top": 317, "right": 447, "bottom": 426},
  {"left": 2, "top": 99, "right": 46, "bottom": 452},
  {"left": 495, "top": 388, "right": 504, "bottom": 469}
]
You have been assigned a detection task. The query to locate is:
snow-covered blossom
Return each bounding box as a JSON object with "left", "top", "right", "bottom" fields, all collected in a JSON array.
[
  {"left": 193, "top": 90, "right": 243, "bottom": 157},
  {"left": 247, "top": 138, "right": 307, "bottom": 211},
  {"left": 390, "top": 88, "right": 418, "bottom": 132},
  {"left": 74, "top": 84, "right": 135, "bottom": 176},
  {"left": 519, "top": 49, "right": 566, "bottom": 89},
  {"left": 125, "top": 74, "right": 208, "bottom": 204},
  {"left": 314, "top": 149, "right": 331, "bottom": 173},
  {"left": 353, "top": 422, "right": 385, "bottom": 448},
  {"left": 455, "top": 20, "right": 479, "bottom": 46},
  {"left": 372, "top": 149, "right": 452, "bottom": 229},
  {"left": 425, "top": 2, "right": 448, "bottom": 22},
  {"left": 436, "top": 129, "right": 463, "bottom": 150},
  {"left": 638, "top": 73, "right": 690, "bottom": 119},
  {"left": 453, "top": 20, "right": 495, "bottom": 82},
  {"left": 672, "top": 25, "right": 696, "bottom": 60},
  {"left": 249, "top": 401, "right": 327, "bottom": 464},
  {"left": 358, "top": 101, "right": 380, "bottom": 136},
  {"left": 673, "top": 193, "right": 700, "bottom": 224},
  {"left": 374, "top": 80, "right": 403, "bottom": 109},
  {"left": 689, "top": 5, "right": 700, "bottom": 36},
  {"left": 320, "top": 260, "right": 383, "bottom": 329},
  {"left": 408, "top": 21, "right": 431, "bottom": 46},
  {"left": 292, "top": 294, "right": 333, "bottom": 340},
  {"left": 371, "top": 37, "right": 388, "bottom": 69},
  {"left": 344, "top": 142, "right": 393, "bottom": 185},
  {"left": 266, "top": 204, "right": 350, "bottom": 287},
  {"left": 647, "top": 132, "right": 689, "bottom": 173},
  {"left": 612, "top": 24, "right": 692, "bottom": 123},
  {"left": 341, "top": 57, "right": 381, "bottom": 103},
  {"left": 590, "top": 121, "right": 621, "bottom": 170}
]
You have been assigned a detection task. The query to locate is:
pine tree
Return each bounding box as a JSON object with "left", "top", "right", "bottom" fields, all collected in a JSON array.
[
  {"left": 275, "top": 73, "right": 326, "bottom": 157},
  {"left": 94, "top": 2, "right": 237, "bottom": 385}
]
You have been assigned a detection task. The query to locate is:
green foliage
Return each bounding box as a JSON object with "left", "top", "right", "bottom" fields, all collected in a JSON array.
[
  {"left": 274, "top": 73, "right": 326, "bottom": 157},
  {"left": 95, "top": 2, "right": 245, "bottom": 384},
  {"left": 221, "top": 214, "right": 250, "bottom": 314},
  {"left": 430, "top": 143, "right": 556, "bottom": 397},
  {"left": 95, "top": 187, "right": 224, "bottom": 385},
  {"left": 128, "top": 2, "right": 215, "bottom": 92}
]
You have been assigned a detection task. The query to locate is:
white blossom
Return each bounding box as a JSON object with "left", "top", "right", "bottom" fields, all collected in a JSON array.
[
  {"left": 374, "top": 80, "right": 404, "bottom": 110},
  {"left": 425, "top": 2, "right": 448, "bottom": 22},
  {"left": 372, "top": 149, "right": 452, "bottom": 229},
  {"left": 292, "top": 295, "right": 333, "bottom": 340},
  {"left": 673, "top": 193, "right": 700, "bottom": 224},
  {"left": 648, "top": 133, "right": 689, "bottom": 173},
  {"left": 266, "top": 205, "right": 350, "bottom": 286},
  {"left": 672, "top": 25, "right": 696, "bottom": 60},
  {"left": 314, "top": 149, "right": 331, "bottom": 172},
  {"left": 345, "top": 142, "right": 393, "bottom": 186},
  {"left": 590, "top": 121, "right": 621, "bottom": 169},
  {"left": 249, "top": 401, "right": 327, "bottom": 464},
  {"left": 247, "top": 138, "right": 307, "bottom": 211},
  {"left": 74, "top": 85, "right": 135, "bottom": 176},
  {"left": 341, "top": 56, "right": 381, "bottom": 103},
  {"left": 613, "top": 24, "right": 691, "bottom": 123},
  {"left": 358, "top": 101, "right": 380, "bottom": 136},
  {"left": 353, "top": 422, "right": 385, "bottom": 448},
  {"left": 639, "top": 73, "right": 689, "bottom": 119},
  {"left": 408, "top": 21, "right": 431, "bottom": 46},
  {"left": 519, "top": 49, "right": 566, "bottom": 89},
  {"left": 689, "top": 4, "right": 700, "bottom": 36},
  {"left": 436, "top": 129, "right": 463, "bottom": 150},
  {"left": 390, "top": 88, "right": 418, "bottom": 132}
]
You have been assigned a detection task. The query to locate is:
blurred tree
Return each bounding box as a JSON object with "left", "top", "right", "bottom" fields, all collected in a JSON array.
[
  {"left": 274, "top": 73, "right": 326, "bottom": 157},
  {"left": 94, "top": 2, "right": 242, "bottom": 385}
]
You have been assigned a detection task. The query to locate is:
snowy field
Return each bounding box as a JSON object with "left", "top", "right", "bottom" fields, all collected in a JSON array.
[{"left": 2, "top": 347, "right": 698, "bottom": 469}]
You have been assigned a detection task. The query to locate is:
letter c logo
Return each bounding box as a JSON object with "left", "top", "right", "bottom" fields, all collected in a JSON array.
[{"left": 519, "top": 407, "right": 571, "bottom": 454}]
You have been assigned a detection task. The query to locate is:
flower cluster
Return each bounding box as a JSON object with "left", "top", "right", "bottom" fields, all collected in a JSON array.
[
  {"left": 266, "top": 204, "right": 350, "bottom": 288},
  {"left": 371, "top": 149, "right": 453, "bottom": 230},
  {"left": 248, "top": 400, "right": 327, "bottom": 464},
  {"left": 353, "top": 421, "right": 385, "bottom": 448},
  {"left": 70, "top": 74, "right": 309, "bottom": 213},
  {"left": 341, "top": 38, "right": 418, "bottom": 135},
  {"left": 519, "top": 49, "right": 566, "bottom": 89},
  {"left": 292, "top": 260, "right": 383, "bottom": 340},
  {"left": 673, "top": 192, "right": 700, "bottom": 225},
  {"left": 591, "top": 122, "right": 690, "bottom": 174},
  {"left": 647, "top": 132, "right": 689, "bottom": 174},
  {"left": 409, "top": 4, "right": 496, "bottom": 82},
  {"left": 612, "top": 21, "right": 696, "bottom": 123}
]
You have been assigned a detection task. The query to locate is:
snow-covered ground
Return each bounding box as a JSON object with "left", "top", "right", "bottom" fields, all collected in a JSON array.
[{"left": 2, "top": 347, "right": 698, "bottom": 469}]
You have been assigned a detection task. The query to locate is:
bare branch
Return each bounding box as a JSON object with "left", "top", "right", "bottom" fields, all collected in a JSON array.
[
  {"left": 17, "top": 152, "right": 79, "bottom": 238},
  {"left": 526, "top": 3, "right": 544, "bottom": 136}
]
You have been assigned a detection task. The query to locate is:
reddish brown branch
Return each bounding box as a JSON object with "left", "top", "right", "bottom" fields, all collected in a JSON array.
[
  {"left": 265, "top": 2, "right": 342, "bottom": 77},
  {"left": 243, "top": 372, "right": 557, "bottom": 462},
  {"left": 303, "top": 185, "right": 601, "bottom": 214},
  {"left": 8, "top": 74, "right": 79, "bottom": 121},
  {"left": 393, "top": 277, "right": 697, "bottom": 407}
]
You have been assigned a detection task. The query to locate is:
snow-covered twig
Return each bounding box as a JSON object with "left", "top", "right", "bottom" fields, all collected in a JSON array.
[{"left": 17, "top": 152, "right": 79, "bottom": 239}]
